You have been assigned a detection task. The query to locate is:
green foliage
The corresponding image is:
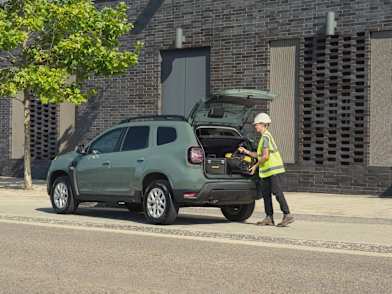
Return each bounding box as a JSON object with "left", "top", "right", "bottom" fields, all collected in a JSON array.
[{"left": 0, "top": 0, "right": 142, "bottom": 105}]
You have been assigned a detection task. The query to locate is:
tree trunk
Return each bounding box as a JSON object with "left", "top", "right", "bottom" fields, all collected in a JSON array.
[{"left": 23, "top": 90, "right": 33, "bottom": 190}]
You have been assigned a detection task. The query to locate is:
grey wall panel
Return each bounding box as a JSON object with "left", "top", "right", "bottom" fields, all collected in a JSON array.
[
  {"left": 11, "top": 96, "right": 24, "bottom": 159},
  {"left": 269, "top": 39, "right": 298, "bottom": 164},
  {"left": 370, "top": 32, "right": 392, "bottom": 167},
  {"left": 58, "top": 103, "right": 76, "bottom": 153},
  {"left": 161, "top": 48, "right": 209, "bottom": 117}
]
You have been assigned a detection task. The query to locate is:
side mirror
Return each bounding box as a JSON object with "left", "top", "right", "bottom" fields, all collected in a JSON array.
[
  {"left": 91, "top": 149, "right": 100, "bottom": 155},
  {"left": 75, "top": 144, "right": 87, "bottom": 154}
]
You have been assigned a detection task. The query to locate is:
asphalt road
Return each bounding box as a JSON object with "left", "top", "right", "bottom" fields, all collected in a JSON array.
[{"left": 1, "top": 222, "right": 391, "bottom": 294}]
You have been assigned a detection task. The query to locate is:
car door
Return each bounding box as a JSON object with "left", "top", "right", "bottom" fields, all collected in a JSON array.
[
  {"left": 114, "top": 126, "right": 150, "bottom": 197},
  {"left": 75, "top": 127, "right": 125, "bottom": 196}
]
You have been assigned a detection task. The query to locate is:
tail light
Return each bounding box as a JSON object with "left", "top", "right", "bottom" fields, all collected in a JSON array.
[
  {"left": 183, "top": 192, "right": 198, "bottom": 199},
  {"left": 188, "top": 147, "right": 204, "bottom": 164}
]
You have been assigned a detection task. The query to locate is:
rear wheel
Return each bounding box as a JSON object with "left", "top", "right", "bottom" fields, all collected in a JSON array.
[
  {"left": 143, "top": 180, "right": 178, "bottom": 225},
  {"left": 50, "top": 176, "right": 78, "bottom": 214},
  {"left": 221, "top": 201, "right": 255, "bottom": 222}
]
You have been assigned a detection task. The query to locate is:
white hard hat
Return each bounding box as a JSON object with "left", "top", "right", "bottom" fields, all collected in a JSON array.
[{"left": 253, "top": 112, "right": 271, "bottom": 124}]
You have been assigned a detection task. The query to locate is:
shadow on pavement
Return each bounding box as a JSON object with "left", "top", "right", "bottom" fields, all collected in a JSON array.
[{"left": 35, "top": 207, "right": 230, "bottom": 226}]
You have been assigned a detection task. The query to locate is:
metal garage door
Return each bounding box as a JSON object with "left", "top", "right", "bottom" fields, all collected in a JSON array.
[{"left": 161, "top": 48, "right": 210, "bottom": 117}]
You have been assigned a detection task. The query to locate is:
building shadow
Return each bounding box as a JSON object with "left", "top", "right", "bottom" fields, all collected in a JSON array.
[
  {"left": 57, "top": 82, "right": 109, "bottom": 153},
  {"left": 131, "top": 0, "right": 166, "bottom": 34},
  {"left": 0, "top": 158, "right": 57, "bottom": 180}
]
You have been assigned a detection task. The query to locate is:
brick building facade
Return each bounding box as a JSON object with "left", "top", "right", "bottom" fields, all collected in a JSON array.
[{"left": 0, "top": 0, "right": 391, "bottom": 195}]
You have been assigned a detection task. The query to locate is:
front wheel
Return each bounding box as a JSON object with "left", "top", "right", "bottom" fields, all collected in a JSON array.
[
  {"left": 50, "top": 176, "right": 78, "bottom": 214},
  {"left": 143, "top": 180, "right": 178, "bottom": 225},
  {"left": 221, "top": 201, "right": 255, "bottom": 222}
]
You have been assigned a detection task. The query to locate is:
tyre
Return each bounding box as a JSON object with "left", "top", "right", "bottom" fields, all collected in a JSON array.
[
  {"left": 143, "top": 180, "right": 178, "bottom": 225},
  {"left": 50, "top": 176, "right": 78, "bottom": 214},
  {"left": 125, "top": 203, "right": 143, "bottom": 212},
  {"left": 221, "top": 201, "right": 255, "bottom": 222}
]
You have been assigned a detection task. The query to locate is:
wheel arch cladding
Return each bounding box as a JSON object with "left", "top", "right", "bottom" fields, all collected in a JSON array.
[
  {"left": 49, "top": 170, "right": 69, "bottom": 192},
  {"left": 142, "top": 173, "right": 172, "bottom": 194}
]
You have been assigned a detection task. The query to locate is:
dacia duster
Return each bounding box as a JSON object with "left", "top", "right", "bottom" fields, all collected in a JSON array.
[{"left": 47, "top": 89, "right": 275, "bottom": 224}]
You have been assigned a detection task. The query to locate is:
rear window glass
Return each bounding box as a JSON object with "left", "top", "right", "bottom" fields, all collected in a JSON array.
[
  {"left": 157, "top": 127, "right": 177, "bottom": 145},
  {"left": 196, "top": 128, "right": 239, "bottom": 137},
  {"left": 122, "top": 126, "right": 149, "bottom": 151}
]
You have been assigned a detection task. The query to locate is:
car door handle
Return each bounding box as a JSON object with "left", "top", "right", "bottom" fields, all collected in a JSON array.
[
  {"left": 137, "top": 158, "right": 145, "bottom": 163},
  {"left": 102, "top": 161, "right": 111, "bottom": 167}
]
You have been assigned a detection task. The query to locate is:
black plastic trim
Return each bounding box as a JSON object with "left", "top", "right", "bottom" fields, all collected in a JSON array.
[
  {"left": 173, "top": 180, "right": 260, "bottom": 206},
  {"left": 120, "top": 115, "right": 187, "bottom": 124},
  {"left": 76, "top": 191, "right": 142, "bottom": 203}
]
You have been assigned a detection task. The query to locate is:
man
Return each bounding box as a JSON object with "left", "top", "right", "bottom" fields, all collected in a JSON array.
[{"left": 239, "top": 112, "right": 294, "bottom": 227}]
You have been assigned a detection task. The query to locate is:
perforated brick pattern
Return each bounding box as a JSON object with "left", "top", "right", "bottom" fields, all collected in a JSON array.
[
  {"left": 302, "top": 32, "right": 367, "bottom": 166},
  {"left": 30, "top": 99, "right": 58, "bottom": 160}
]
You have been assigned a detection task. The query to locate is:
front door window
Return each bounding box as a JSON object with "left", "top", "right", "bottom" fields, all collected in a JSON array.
[{"left": 89, "top": 128, "right": 123, "bottom": 154}]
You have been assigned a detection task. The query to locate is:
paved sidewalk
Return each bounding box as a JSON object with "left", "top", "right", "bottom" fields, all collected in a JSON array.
[{"left": 1, "top": 176, "right": 391, "bottom": 220}]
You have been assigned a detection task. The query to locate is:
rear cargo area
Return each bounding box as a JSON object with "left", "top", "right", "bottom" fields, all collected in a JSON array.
[{"left": 195, "top": 126, "right": 254, "bottom": 177}]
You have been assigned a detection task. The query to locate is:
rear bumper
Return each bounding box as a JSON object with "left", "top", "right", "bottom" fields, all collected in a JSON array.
[{"left": 173, "top": 180, "right": 260, "bottom": 206}]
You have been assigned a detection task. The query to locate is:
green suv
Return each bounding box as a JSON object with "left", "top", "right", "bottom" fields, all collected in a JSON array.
[{"left": 47, "top": 89, "right": 274, "bottom": 224}]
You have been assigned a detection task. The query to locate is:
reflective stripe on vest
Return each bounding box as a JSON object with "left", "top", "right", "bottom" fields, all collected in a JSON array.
[{"left": 257, "top": 130, "right": 285, "bottom": 178}]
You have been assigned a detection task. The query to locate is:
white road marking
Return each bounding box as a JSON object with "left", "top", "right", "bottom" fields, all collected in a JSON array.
[{"left": 0, "top": 218, "right": 391, "bottom": 258}]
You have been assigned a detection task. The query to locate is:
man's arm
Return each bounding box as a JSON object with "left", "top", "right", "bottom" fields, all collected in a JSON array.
[
  {"left": 242, "top": 149, "right": 258, "bottom": 158},
  {"left": 239, "top": 136, "right": 270, "bottom": 163}
]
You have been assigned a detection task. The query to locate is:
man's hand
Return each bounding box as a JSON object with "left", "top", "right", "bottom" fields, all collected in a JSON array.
[
  {"left": 249, "top": 164, "right": 258, "bottom": 175},
  {"left": 238, "top": 147, "right": 248, "bottom": 154}
]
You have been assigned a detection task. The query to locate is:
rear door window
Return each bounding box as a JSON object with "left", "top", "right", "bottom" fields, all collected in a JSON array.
[
  {"left": 122, "top": 126, "right": 150, "bottom": 151},
  {"left": 157, "top": 127, "right": 177, "bottom": 145}
]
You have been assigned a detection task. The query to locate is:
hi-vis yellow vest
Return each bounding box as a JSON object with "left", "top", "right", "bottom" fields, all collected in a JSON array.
[{"left": 257, "top": 130, "right": 285, "bottom": 178}]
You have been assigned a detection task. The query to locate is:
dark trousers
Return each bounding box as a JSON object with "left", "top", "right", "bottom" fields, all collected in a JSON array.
[{"left": 260, "top": 174, "right": 290, "bottom": 216}]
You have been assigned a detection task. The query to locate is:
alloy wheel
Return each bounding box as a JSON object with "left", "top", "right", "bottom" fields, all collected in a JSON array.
[
  {"left": 53, "top": 182, "right": 69, "bottom": 209},
  {"left": 146, "top": 187, "right": 167, "bottom": 219}
]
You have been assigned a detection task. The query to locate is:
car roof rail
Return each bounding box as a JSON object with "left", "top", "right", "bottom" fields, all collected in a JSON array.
[{"left": 119, "top": 115, "right": 187, "bottom": 124}]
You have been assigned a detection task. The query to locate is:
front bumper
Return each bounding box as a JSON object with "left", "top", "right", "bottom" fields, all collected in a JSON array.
[{"left": 174, "top": 180, "right": 260, "bottom": 206}]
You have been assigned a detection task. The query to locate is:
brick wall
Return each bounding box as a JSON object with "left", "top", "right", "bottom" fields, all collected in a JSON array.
[{"left": 1, "top": 0, "right": 391, "bottom": 195}]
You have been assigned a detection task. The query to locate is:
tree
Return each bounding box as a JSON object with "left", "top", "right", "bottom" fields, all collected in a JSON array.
[{"left": 0, "top": 0, "right": 142, "bottom": 189}]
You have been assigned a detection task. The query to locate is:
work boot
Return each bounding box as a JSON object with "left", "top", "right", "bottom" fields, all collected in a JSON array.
[
  {"left": 255, "top": 216, "right": 275, "bottom": 226},
  {"left": 277, "top": 214, "right": 294, "bottom": 227}
]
